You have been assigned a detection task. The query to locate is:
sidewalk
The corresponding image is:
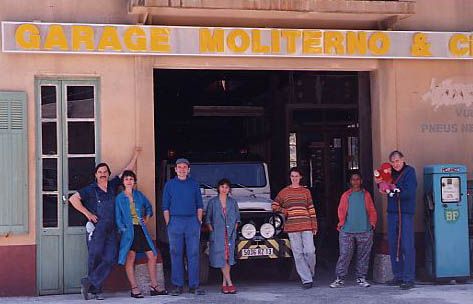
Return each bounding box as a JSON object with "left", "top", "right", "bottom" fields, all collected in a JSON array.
[{"left": 1, "top": 281, "right": 472, "bottom": 304}]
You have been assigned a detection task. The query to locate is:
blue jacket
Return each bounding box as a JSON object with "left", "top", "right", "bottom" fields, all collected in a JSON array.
[
  {"left": 162, "top": 177, "right": 203, "bottom": 216},
  {"left": 205, "top": 196, "right": 240, "bottom": 268},
  {"left": 115, "top": 190, "right": 157, "bottom": 265},
  {"left": 387, "top": 165, "right": 418, "bottom": 214}
]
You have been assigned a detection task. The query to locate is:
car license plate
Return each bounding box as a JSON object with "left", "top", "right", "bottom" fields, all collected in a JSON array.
[{"left": 241, "top": 248, "right": 273, "bottom": 257}]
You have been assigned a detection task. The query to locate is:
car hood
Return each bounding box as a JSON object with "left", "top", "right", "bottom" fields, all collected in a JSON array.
[{"left": 202, "top": 194, "right": 273, "bottom": 212}]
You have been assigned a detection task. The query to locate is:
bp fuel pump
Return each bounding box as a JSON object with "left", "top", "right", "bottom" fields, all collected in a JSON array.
[{"left": 424, "top": 164, "right": 470, "bottom": 281}]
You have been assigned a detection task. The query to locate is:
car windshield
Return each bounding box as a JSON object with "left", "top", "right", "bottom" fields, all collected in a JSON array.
[{"left": 190, "top": 163, "right": 267, "bottom": 188}]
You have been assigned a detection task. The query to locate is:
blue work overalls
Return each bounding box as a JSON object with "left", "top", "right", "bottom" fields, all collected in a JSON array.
[{"left": 85, "top": 182, "right": 118, "bottom": 293}]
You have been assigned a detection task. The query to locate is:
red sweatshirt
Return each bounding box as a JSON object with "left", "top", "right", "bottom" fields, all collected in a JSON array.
[{"left": 337, "top": 189, "right": 377, "bottom": 231}]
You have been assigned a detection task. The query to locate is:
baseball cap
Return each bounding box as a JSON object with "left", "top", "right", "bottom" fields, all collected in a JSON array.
[{"left": 175, "top": 158, "right": 190, "bottom": 166}]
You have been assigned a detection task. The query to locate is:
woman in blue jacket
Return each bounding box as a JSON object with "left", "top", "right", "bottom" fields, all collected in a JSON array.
[
  {"left": 205, "top": 178, "right": 240, "bottom": 294},
  {"left": 115, "top": 170, "right": 166, "bottom": 298}
]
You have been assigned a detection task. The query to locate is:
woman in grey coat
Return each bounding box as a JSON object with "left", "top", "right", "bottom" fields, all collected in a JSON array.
[{"left": 205, "top": 178, "right": 240, "bottom": 294}]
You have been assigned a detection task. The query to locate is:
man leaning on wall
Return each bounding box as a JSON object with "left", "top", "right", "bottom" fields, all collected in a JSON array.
[{"left": 69, "top": 149, "right": 140, "bottom": 300}]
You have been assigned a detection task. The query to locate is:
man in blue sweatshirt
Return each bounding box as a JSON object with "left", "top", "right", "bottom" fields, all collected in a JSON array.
[
  {"left": 382, "top": 151, "right": 417, "bottom": 290},
  {"left": 163, "top": 158, "right": 205, "bottom": 296}
]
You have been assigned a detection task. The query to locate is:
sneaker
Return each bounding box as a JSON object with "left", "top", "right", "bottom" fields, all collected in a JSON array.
[
  {"left": 80, "top": 277, "right": 91, "bottom": 300},
  {"left": 170, "top": 286, "right": 183, "bottom": 296},
  {"left": 302, "top": 282, "right": 313, "bottom": 289},
  {"left": 94, "top": 293, "right": 105, "bottom": 300},
  {"left": 189, "top": 287, "right": 206, "bottom": 295},
  {"left": 386, "top": 278, "right": 402, "bottom": 286},
  {"left": 329, "top": 278, "right": 344, "bottom": 288},
  {"left": 356, "top": 277, "right": 371, "bottom": 288},
  {"left": 400, "top": 282, "right": 415, "bottom": 290}
]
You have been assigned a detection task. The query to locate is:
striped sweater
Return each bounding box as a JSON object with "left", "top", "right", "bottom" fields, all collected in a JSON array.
[{"left": 272, "top": 186, "right": 317, "bottom": 233}]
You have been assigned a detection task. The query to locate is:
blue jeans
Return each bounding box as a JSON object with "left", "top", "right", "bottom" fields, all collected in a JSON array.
[
  {"left": 167, "top": 216, "right": 201, "bottom": 288},
  {"left": 387, "top": 212, "right": 415, "bottom": 283}
]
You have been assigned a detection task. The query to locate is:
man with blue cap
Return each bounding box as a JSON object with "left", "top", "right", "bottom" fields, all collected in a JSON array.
[{"left": 163, "top": 158, "right": 205, "bottom": 296}]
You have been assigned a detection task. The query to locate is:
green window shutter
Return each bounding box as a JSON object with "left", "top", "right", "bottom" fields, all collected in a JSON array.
[{"left": 0, "top": 92, "right": 28, "bottom": 235}]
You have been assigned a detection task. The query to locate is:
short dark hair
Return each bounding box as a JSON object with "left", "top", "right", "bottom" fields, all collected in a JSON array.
[
  {"left": 95, "top": 162, "right": 111, "bottom": 175},
  {"left": 349, "top": 171, "right": 363, "bottom": 180},
  {"left": 216, "top": 178, "right": 231, "bottom": 194},
  {"left": 389, "top": 150, "right": 404, "bottom": 161},
  {"left": 121, "top": 170, "right": 137, "bottom": 183},
  {"left": 289, "top": 167, "right": 303, "bottom": 176}
]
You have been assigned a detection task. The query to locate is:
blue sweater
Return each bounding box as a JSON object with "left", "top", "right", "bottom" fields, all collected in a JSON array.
[
  {"left": 162, "top": 177, "right": 203, "bottom": 216},
  {"left": 387, "top": 164, "right": 417, "bottom": 214}
]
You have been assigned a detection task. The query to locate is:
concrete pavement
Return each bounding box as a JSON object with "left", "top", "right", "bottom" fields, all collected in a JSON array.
[{"left": 1, "top": 281, "right": 473, "bottom": 304}]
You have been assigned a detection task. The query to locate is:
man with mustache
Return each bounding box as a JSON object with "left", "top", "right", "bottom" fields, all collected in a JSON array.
[{"left": 69, "top": 148, "right": 140, "bottom": 300}]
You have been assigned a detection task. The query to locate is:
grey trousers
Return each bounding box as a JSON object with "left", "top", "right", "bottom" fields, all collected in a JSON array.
[
  {"left": 335, "top": 230, "right": 373, "bottom": 278},
  {"left": 288, "top": 231, "right": 316, "bottom": 284}
]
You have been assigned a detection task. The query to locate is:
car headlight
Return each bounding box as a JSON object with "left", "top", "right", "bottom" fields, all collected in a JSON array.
[
  {"left": 241, "top": 223, "right": 257, "bottom": 240},
  {"left": 260, "top": 223, "right": 275, "bottom": 239},
  {"left": 269, "top": 214, "right": 283, "bottom": 229}
]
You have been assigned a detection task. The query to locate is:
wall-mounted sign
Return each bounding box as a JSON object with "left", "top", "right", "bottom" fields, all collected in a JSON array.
[{"left": 2, "top": 21, "right": 473, "bottom": 59}]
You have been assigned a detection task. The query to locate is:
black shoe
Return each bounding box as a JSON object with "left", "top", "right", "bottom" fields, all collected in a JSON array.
[
  {"left": 302, "top": 282, "right": 313, "bottom": 289},
  {"left": 130, "top": 286, "right": 144, "bottom": 299},
  {"left": 170, "top": 286, "right": 183, "bottom": 296},
  {"left": 386, "top": 279, "right": 402, "bottom": 286},
  {"left": 150, "top": 285, "right": 168, "bottom": 296},
  {"left": 189, "top": 287, "right": 206, "bottom": 295},
  {"left": 400, "top": 282, "right": 415, "bottom": 290},
  {"left": 80, "top": 277, "right": 91, "bottom": 300}
]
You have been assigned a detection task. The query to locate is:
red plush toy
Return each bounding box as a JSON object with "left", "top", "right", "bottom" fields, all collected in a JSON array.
[{"left": 374, "top": 162, "right": 400, "bottom": 197}]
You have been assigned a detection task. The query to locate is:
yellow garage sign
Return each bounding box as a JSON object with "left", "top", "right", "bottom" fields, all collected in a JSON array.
[{"left": 2, "top": 21, "right": 473, "bottom": 59}]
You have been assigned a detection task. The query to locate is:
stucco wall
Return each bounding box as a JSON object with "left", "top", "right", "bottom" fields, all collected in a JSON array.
[{"left": 398, "top": 0, "right": 473, "bottom": 31}]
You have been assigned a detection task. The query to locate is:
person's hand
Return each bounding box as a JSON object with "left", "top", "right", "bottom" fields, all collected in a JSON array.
[{"left": 86, "top": 211, "right": 98, "bottom": 223}]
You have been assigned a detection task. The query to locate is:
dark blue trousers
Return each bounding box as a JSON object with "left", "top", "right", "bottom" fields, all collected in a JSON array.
[
  {"left": 387, "top": 212, "right": 415, "bottom": 283},
  {"left": 167, "top": 216, "right": 201, "bottom": 288},
  {"left": 87, "top": 221, "right": 117, "bottom": 292}
]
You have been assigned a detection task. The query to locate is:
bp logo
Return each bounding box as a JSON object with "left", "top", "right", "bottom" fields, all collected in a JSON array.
[{"left": 444, "top": 209, "right": 460, "bottom": 223}]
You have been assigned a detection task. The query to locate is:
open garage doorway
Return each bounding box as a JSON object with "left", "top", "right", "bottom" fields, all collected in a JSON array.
[{"left": 153, "top": 69, "right": 372, "bottom": 271}]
